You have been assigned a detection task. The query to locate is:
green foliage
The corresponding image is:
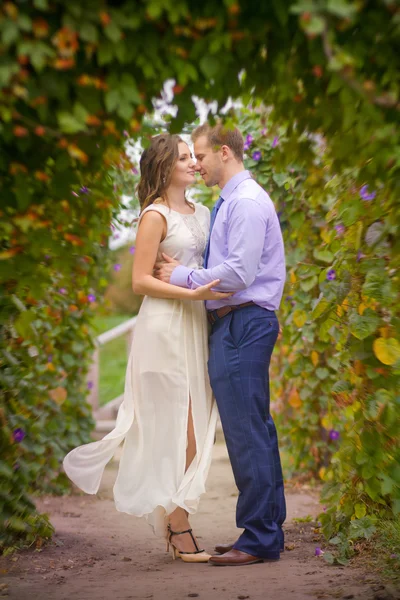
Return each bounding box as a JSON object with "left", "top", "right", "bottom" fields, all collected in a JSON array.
[
  {"left": 233, "top": 106, "right": 399, "bottom": 549},
  {"left": 1, "top": 0, "right": 399, "bottom": 552}
]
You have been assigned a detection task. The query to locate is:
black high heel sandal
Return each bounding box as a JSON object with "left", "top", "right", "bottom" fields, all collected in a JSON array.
[{"left": 166, "top": 524, "right": 211, "bottom": 563}]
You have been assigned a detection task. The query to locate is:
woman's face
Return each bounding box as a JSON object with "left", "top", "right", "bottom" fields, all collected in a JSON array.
[{"left": 169, "top": 142, "right": 196, "bottom": 188}]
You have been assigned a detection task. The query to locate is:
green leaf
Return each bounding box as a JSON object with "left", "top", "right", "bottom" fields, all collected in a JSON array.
[
  {"left": 329, "top": 535, "right": 342, "bottom": 545},
  {"left": 354, "top": 503, "right": 367, "bottom": 519},
  {"left": 323, "top": 552, "right": 335, "bottom": 564},
  {"left": 332, "top": 380, "right": 351, "bottom": 393},
  {"left": 365, "top": 222, "right": 385, "bottom": 247},
  {"left": 98, "top": 42, "right": 114, "bottom": 65},
  {"left": 57, "top": 112, "right": 87, "bottom": 134},
  {"left": 199, "top": 56, "right": 220, "bottom": 79},
  {"left": 349, "top": 310, "right": 380, "bottom": 340},
  {"left": 105, "top": 89, "right": 120, "bottom": 112},
  {"left": 300, "top": 275, "right": 318, "bottom": 292},
  {"left": 312, "top": 296, "right": 331, "bottom": 319},
  {"left": 104, "top": 22, "right": 122, "bottom": 43},
  {"left": 316, "top": 367, "right": 329, "bottom": 380},
  {"left": 313, "top": 248, "right": 334, "bottom": 263},
  {"left": 272, "top": 173, "right": 288, "bottom": 188},
  {"left": 380, "top": 474, "right": 394, "bottom": 496},
  {"left": 120, "top": 74, "right": 141, "bottom": 103},
  {"left": 326, "top": 0, "right": 357, "bottom": 18},
  {"left": 80, "top": 23, "right": 98, "bottom": 43},
  {"left": 14, "top": 311, "right": 36, "bottom": 338},
  {"left": 2, "top": 21, "right": 19, "bottom": 46}
]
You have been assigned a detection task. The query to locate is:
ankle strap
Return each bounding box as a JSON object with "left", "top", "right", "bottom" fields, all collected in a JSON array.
[
  {"left": 168, "top": 525, "right": 193, "bottom": 537},
  {"left": 167, "top": 525, "right": 203, "bottom": 553}
]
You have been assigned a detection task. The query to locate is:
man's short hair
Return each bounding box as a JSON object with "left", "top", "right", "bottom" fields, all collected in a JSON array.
[{"left": 191, "top": 122, "right": 244, "bottom": 162}]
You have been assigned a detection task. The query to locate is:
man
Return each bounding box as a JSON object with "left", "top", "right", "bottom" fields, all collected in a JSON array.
[{"left": 156, "top": 123, "right": 286, "bottom": 566}]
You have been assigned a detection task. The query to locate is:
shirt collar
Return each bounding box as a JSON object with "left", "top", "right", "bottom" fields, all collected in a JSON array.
[{"left": 220, "top": 170, "right": 252, "bottom": 202}]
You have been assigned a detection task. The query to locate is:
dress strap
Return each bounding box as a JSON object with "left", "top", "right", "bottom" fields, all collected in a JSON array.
[{"left": 138, "top": 203, "right": 169, "bottom": 226}]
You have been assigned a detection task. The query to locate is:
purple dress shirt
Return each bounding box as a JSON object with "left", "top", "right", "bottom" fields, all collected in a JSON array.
[{"left": 170, "top": 170, "right": 286, "bottom": 311}]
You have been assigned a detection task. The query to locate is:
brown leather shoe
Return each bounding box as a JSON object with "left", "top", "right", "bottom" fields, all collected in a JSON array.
[
  {"left": 209, "top": 549, "right": 279, "bottom": 566},
  {"left": 214, "top": 542, "right": 234, "bottom": 555},
  {"left": 215, "top": 542, "right": 284, "bottom": 555}
]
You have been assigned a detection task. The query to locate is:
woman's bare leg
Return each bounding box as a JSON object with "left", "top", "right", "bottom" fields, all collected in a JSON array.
[{"left": 168, "top": 400, "right": 199, "bottom": 552}]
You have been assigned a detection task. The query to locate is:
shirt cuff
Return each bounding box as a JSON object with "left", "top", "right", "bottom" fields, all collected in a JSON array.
[{"left": 170, "top": 265, "right": 192, "bottom": 288}]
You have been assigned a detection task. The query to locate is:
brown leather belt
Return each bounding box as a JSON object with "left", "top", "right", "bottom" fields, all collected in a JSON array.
[{"left": 207, "top": 301, "right": 256, "bottom": 325}]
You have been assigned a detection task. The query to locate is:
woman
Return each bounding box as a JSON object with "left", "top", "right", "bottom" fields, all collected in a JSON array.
[{"left": 63, "top": 134, "right": 231, "bottom": 563}]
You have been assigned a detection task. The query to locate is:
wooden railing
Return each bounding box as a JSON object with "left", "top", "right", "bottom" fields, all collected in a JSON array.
[{"left": 87, "top": 316, "right": 137, "bottom": 432}]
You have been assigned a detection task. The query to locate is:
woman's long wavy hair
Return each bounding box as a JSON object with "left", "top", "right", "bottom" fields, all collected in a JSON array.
[{"left": 137, "top": 134, "right": 192, "bottom": 213}]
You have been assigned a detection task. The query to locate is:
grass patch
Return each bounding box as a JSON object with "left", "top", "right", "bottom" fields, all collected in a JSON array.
[
  {"left": 91, "top": 313, "right": 132, "bottom": 406},
  {"left": 373, "top": 518, "right": 400, "bottom": 580}
]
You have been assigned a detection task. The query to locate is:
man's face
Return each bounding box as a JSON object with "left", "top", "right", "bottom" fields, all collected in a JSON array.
[{"left": 194, "top": 135, "right": 223, "bottom": 187}]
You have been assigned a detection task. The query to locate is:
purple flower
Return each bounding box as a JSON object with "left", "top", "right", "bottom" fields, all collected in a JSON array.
[
  {"left": 13, "top": 462, "right": 20, "bottom": 471},
  {"left": 315, "top": 547, "right": 323, "bottom": 556},
  {"left": 58, "top": 287, "right": 67, "bottom": 294},
  {"left": 326, "top": 269, "right": 336, "bottom": 281},
  {"left": 285, "top": 295, "right": 292, "bottom": 302},
  {"left": 110, "top": 224, "right": 115, "bottom": 231},
  {"left": 244, "top": 142, "right": 250, "bottom": 152},
  {"left": 47, "top": 354, "right": 53, "bottom": 362},
  {"left": 272, "top": 136, "right": 279, "bottom": 148},
  {"left": 79, "top": 186, "right": 90, "bottom": 194},
  {"left": 335, "top": 224, "right": 345, "bottom": 236},
  {"left": 390, "top": 554, "right": 398, "bottom": 559},
  {"left": 129, "top": 246, "right": 135, "bottom": 255},
  {"left": 71, "top": 191, "right": 79, "bottom": 197},
  {"left": 13, "top": 428, "right": 25, "bottom": 443},
  {"left": 113, "top": 233, "right": 120, "bottom": 240},
  {"left": 329, "top": 429, "right": 340, "bottom": 441},
  {"left": 246, "top": 134, "right": 253, "bottom": 145},
  {"left": 261, "top": 127, "right": 267, "bottom": 135},
  {"left": 87, "top": 294, "right": 96, "bottom": 302},
  {"left": 44, "top": 254, "right": 51, "bottom": 261},
  {"left": 131, "top": 167, "right": 138, "bottom": 175},
  {"left": 252, "top": 151, "right": 262, "bottom": 161},
  {"left": 87, "top": 381, "right": 94, "bottom": 390},
  {"left": 356, "top": 250, "right": 365, "bottom": 263},
  {"left": 360, "top": 185, "right": 376, "bottom": 201},
  {"left": 114, "top": 263, "right": 122, "bottom": 272},
  {"left": 123, "top": 130, "right": 129, "bottom": 137}
]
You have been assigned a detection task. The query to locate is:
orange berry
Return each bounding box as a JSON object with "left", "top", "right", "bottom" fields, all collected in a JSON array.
[
  {"left": 100, "top": 11, "right": 111, "bottom": 26},
  {"left": 312, "top": 65, "right": 323, "bottom": 78},
  {"left": 13, "top": 126, "right": 29, "bottom": 137},
  {"left": 35, "top": 126, "right": 46, "bottom": 136}
]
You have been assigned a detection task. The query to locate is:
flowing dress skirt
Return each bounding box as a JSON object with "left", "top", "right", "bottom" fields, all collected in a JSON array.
[{"left": 63, "top": 295, "right": 217, "bottom": 537}]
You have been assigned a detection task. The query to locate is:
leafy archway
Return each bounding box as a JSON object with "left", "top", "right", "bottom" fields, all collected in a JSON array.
[{"left": 1, "top": 0, "right": 399, "bottom": 553}]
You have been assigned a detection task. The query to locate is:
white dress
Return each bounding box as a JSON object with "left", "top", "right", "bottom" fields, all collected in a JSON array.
[{"left": 63, "top": 202, "right": 218, "bottom": 536}]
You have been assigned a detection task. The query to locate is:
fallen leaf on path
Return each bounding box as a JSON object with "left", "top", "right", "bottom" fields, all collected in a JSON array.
[{"left": 285, "top": 542, "right": 295, "bottom": 550}]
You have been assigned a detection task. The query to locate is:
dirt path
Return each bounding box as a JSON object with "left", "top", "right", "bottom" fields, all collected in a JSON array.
[{"left": 1, "top": 442, "right": 398, "bottom": 600}]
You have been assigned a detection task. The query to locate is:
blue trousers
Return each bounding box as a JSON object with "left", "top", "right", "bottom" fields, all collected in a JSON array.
[{"left": 208, "top": 304, "right": 286, "bottom": 559}]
